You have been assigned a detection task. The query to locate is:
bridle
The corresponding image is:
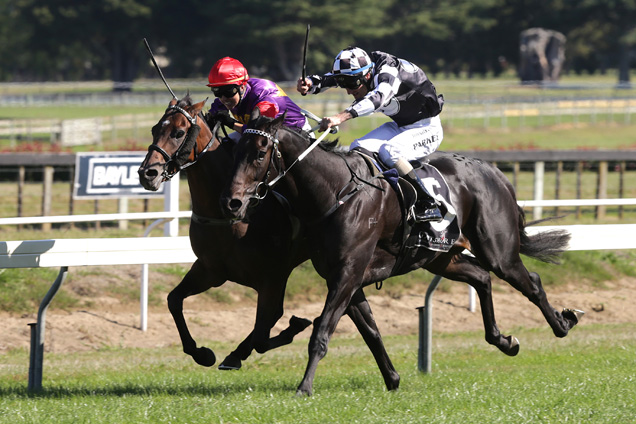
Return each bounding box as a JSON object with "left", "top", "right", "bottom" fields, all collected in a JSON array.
[
  {"left": 147, "top": 103, "right": 216, "bottom": 181},
  {"left": 243, "top": 126, "right": 331, "bottom": 203},
  {"left": 241, "top": 125, "right": 387, "bottom": 224},
  {"left": 243, "top": 128, "right": 283, "bottom": 202}
]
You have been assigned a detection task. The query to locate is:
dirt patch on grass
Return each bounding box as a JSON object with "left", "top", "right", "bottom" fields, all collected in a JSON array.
[{"left": 2, "top": 265, "right": 635, "bottom": 355}]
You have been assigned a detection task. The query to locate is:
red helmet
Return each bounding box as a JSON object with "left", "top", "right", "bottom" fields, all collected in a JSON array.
[{"left": 207, "top": 57, "right": 249, "bottom": 87}]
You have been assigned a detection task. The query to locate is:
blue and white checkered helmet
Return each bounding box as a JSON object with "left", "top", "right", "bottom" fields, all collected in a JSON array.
[{"left": 331, "top": 47, "right": 373, "bottom": 76}]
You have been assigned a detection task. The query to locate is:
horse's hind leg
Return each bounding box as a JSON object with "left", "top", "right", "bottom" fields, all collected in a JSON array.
[
  {"left": 525, "top": 270, "right": 582, "bottom": 336},
  {"left": 471, "top": 236, "right": 580, "bottom": 338},
  {"left": 254, "top": 315, "right": 312, "bottom": 352},
  {"left": 167, "top": 260, "right": 222, "bottom": 367},
  {"left": 219, "top": 275, "right": 311, "bottom": 370},
  {"left": 427, "top": 253, "right": 519, "bottom": 356},
  {"left": 346, "top": 288, "right": 400, "bottom": 390}
]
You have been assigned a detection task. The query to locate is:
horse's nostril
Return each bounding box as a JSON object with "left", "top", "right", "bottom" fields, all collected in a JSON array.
[
  {"left": 138, "top": 168, "right": 159, "bottom": 181},
  {"left": 229, "top": 198, "right": 242, "bottom": 212}
]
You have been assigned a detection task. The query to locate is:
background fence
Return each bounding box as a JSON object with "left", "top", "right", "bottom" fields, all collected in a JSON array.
[
  {"left": 0, "top": 113, "right": 158, "bottom": 146},
  {"left": 2, "top": 79, "right": 636, "bottom": 134},
  {"left": 1, "top": 80, "right": 635, "bottom": 232},
  {"left": 1, "top": 150, "right": 635, "bottom": 233}
]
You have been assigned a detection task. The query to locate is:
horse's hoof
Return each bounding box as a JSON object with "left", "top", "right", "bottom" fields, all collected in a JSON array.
[
  {"left": 295, "top": 388, "right": 312, "bottom": 397},
  {"left": 192, "top": 347, "right": 216, "bottom": 367},
  {"left": 563, "top": 308, "right": 585, "bottom": 327},
  {"left": 290, "top": 316, "right": 312, "bottom": 332},
  {"left": 504, "top": 335, "right": 520, "bottom": 356},
  {"left": 218, "top": 355, "right": 242, "bottom": 371},
  {"left": 386, "top": 374, "right": 400, "bottom": 391}
]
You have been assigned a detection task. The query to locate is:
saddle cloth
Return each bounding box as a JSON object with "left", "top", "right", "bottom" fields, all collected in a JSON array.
[{"left": 383, "top": 164, "right": 461, "bottom": 253}]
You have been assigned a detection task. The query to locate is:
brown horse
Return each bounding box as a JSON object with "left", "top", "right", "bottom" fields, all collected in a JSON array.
[
  {"left": 221, "top": 113, "right": 583, "bottom": 395},
  {"left": 138, "top": 96, "right": 400, "bottom": 384}
]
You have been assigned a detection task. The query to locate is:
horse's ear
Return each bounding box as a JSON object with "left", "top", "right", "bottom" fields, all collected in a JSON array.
[
  {"left": 192, "top": 98, "right": 208, "bottom": 115},
  {"left": 272, "top": 111, "right": 287, "bottom": 128},
  {"left": 250, "top": 107, "right": 261, "bottom": 122},
  {"left": 169, "top": 98, "right": 178, "bottom": 106}
]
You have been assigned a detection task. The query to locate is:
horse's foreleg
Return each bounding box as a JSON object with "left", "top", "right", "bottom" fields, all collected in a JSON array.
[
  {"left": 346, "top": 289, "right": 400, "bottom": 390},
  {"left": 167, "top": 260, "right": 222, "bottom": 367},
  {"left": 296, "top": 276, "right": 360, "bottom": 396},
  {"left": 218, "top": 330, "right": 255, "bottom": 370},
  {"left": 427, "top": 253, "right": 520, "bottom": 356}
]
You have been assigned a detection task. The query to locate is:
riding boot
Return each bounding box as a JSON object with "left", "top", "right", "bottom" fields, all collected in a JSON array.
[
  {"left": 393, "top": 157, "right": 443, "bottom": 223},
  {"left": 402, "top": 173, "right": 443, "bottom": 222}
]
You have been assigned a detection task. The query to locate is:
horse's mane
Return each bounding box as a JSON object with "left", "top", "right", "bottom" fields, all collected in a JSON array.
[
  {"left": 175, "top": 93, "right": 210, "bottom": 129},
  {"left": 247, "top": 112, "right": 346, "bottom": 155}
]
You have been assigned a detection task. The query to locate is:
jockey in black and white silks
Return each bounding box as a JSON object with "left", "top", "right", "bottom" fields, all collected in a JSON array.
[{"left": 297, "top": 47, "right": 446, "bottom": 222}]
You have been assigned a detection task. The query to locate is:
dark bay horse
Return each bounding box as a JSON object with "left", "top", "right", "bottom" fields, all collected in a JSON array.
[
  {"left": 221, "top": 113, "right": 583, "bottom": 395},
  {"left": 137, "top": 96, "right": 311, "bottom": 369},
  {"left": 138, "top": 96, "right": 399, "bottom": 383}
]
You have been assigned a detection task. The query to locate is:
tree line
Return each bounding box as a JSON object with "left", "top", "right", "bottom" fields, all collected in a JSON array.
[{"left": 2, "top": 0, "right": 634, "bottom": 89}]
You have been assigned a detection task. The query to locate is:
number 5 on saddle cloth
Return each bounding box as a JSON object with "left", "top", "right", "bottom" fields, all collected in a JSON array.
[{"left": 355, "top": 150, "right": 460, "bottom": 254}]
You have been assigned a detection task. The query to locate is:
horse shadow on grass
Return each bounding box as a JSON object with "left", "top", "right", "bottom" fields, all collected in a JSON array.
[
  {"left": 1, "top": 371, "right": 379, "bottom": 399},
  {"left": 1, "top": 379, "right": 302, "bottom": 399}
]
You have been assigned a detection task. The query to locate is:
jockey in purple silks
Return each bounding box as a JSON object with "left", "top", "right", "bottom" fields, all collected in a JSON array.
[{"left": 206, "top": 57, "right": 310, "bottom": 140}]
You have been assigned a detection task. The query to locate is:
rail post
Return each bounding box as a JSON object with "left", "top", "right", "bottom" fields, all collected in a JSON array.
[
  {"left": 28, "top": 266, "right": 68, "bottom": 392},
  {"left": 163, "top": 177, "right": 180, "bottom": 237},
  {"left": 417, "top": 275, "right": 443, "bottom": 373}
]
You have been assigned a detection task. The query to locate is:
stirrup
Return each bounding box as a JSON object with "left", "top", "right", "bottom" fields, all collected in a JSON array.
[{"left": 413, "top": 205, "right": 443, "bottom": 223}]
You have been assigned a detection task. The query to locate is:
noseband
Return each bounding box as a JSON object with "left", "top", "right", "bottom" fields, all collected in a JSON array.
[{"left": 243, "top": 128, "right": 282, "bottom": 202}]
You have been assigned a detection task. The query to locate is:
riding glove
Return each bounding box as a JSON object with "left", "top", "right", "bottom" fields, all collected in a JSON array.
[{"left": 210, "top": 110, "right": 238, "bottom": 129}]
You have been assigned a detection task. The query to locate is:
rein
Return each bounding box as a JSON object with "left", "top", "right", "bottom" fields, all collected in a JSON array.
[
  {"left": 243, "top": 126, "right": 385, "bottom": 224},
  {"left": 244, "top": 127, "right": 333, "bottom": 200}
]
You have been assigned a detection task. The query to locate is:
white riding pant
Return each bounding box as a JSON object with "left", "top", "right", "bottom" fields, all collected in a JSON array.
[{"left": 350, "top": 115, "right": 443, "bottom": 167}]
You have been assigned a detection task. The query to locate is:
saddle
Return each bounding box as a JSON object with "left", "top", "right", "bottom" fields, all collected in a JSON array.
[{"left": 352, "top": 148, "right": 461, "bottom": 272}]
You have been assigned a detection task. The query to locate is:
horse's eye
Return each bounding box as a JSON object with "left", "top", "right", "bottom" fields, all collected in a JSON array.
[
  {"left": 257, "top": 150, "right": 266, "bottom": 162},
  {"left": 172, "top": 129, "right": 185, "bottom": 139}
]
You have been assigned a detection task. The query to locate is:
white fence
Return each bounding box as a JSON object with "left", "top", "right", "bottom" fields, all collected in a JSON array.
[
  {"left": 0, "top": 113, "right": 158, "bottom": 144},
  {"left": 1, "top": 198, "right": 635, "bottom": 390},
  {"left": 443, "top": 98, "right": 636, "bottom": 128},
  {"left": 0, "top": 235, "right": 196, "bottom": 392}
]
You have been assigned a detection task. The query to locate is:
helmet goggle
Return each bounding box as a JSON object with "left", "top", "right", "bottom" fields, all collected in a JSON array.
[
  {"left": 332, "top": 63, "right": 372, "bottom": 90},
  {"left": 334, "top": 74, "right": 365, "bottom": 89},
  {"left": 211, "top": 84, "right": 240, "bottom": 98}
]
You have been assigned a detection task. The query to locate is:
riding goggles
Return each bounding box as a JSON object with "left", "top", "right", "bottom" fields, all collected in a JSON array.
[
  {"left": 211, "top": 84, "right": 240, "bottom": 98},
  {"left": 333, "top": 74, "right": 365, "bottom": 90}
]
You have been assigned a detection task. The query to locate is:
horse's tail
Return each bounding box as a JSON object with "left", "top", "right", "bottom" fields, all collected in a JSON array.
[{"left": 517, "top": 205, "right": 571, "bottom": 264}]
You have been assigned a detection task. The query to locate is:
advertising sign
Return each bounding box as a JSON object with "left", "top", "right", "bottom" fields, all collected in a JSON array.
[{"left": 73, "top": 152, "right": 164, "bottom": 199}]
